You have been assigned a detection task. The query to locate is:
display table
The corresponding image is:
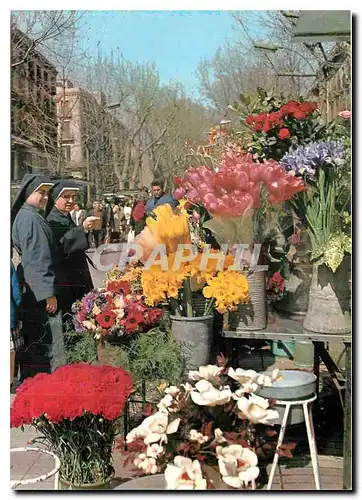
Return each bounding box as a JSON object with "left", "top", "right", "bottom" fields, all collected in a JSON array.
[{"left": 222, "top": 316, "right": 352, "bottom": 490}]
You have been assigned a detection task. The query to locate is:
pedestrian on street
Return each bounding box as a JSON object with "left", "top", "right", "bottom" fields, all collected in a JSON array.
[
  {"left": 70, "top": 202, "right": 87, "bottom": 226},
  {"left": 130, "top": 192, "right": 148, "bottom": 236},
  {"left": 144, "top": 179, "right": 179, "bottom": 214}
]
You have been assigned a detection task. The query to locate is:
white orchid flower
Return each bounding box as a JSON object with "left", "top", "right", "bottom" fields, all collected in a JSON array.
[
  {"left": 188, "top": 429, "right": 209, "bottom": 444},
  {"left": 164, "top": 386, "right": 180, "bottom": 396},
  {"left": 165, "top": 457, "right": 207, "bottom": 490},
  {"left": 232, "top": 381, "right": 259, "bottom": 399},
  {"left": 188, "top": 365, "right": 223, "bottom": 385},
  {"left": 237, "top": 394, "right": 279, "bottom": 425},
  {"left": 190, "top": 380, "right": 231, "bottom": 407},
  {"left": 228, "top": 367, "right": 259, "bottom": 385},
  {"left": 134, "top": 454, "right": 158, "bottom": 475},
  {"left": 216, "top": 444, "right": 259, "bottom": 489},
  {"left": 213, "top": 428, "right": 227, "bottom": 444},
  {"left": 181, "top": 382, "right": 193, "bottom": 393},
  {"left": 126, "top": 411, "right": 180, "bottom": 445},
  {"left": 157, "top": 394, "right": 175, "bottom": 413},
  {"left": 257, "top": 369, "right": 283, "bottom": 387},
  {"left": 146, "top": 443, "right": 164, "bottom": 458}
]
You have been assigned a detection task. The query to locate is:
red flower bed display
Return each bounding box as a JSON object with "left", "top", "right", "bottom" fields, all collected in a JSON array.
[{"left": 10, "top": 363, "right": 133, "bottom": 427}]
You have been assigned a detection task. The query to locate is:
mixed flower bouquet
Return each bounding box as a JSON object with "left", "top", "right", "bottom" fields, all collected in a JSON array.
[
  {"left": 72, "top": 279, "right": 164, "bottom": 339},
  {"left": 280, "top": 140, "right": 351, "bottom": 272},
  {"left": 120, "top": 361, "right": 292, "bottom": 490},
  {"left": 11, "top": 363, "right": 133, "bottom": 486}
]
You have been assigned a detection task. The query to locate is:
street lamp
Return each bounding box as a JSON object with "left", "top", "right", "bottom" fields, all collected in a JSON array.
[{"left": 253, "top": 42, "right": 283, "bottom": 52}]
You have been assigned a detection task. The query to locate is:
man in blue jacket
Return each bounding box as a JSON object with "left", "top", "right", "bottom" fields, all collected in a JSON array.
[{"left": 144, "top": 179, "right": 179, "bottom": 214}]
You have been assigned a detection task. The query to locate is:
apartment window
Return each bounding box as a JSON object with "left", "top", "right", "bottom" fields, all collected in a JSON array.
[
  {"left": 60, "top": 100, "right": 71, "bottom": 117},
  {"left": 62, "top": 120, "right": 71, "bottom": 140},
  {"left": 62, "top": 145, "right": 71, "bottom": 162}
]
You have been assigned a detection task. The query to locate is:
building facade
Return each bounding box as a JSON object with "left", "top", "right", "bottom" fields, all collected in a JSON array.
[
  {"left": 56, "top": 80, "right": 125, "bottom": 199},
  {"left": 11, "top": 27, "right": 58, "bottom": 186},
  {"left": 309, "top": 42, "right": 351, "bottom": 123}
]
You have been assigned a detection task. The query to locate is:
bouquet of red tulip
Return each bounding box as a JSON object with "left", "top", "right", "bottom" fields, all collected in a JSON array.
[{"left": 174, "top": 150, "right": 305, "bottom": 248}]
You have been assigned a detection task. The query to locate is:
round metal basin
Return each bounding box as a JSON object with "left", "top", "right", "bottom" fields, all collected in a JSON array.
[
  {"left": 257, "top": 370, "right": 317, "bottom": 425},
  {"left": 258, "top": 370, "right": 317, "bottom": 400}
]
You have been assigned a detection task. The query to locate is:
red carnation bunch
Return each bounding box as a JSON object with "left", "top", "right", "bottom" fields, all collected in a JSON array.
[
  {"left": 11, "top": 364, "right": 133, "bottom": 486},
  {"left": 11, "top": 363, "right": 133, "bottom": 427},
  {"left": 106, "top": 280, "right": 131, "bottom": 295},
  {"left": 119, "top": 294, "right": 164, "bottom": 334}
]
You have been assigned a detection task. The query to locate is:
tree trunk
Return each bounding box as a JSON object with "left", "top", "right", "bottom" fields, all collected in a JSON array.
[
  {"left": 140, "top": 152, "right": 154, "bottom": 188},
  {"left": 119, "top": 140, "right": 130, "bottom": 190},
  {"left": 130, "top": 145, "right": 141, "bottom": 189}
]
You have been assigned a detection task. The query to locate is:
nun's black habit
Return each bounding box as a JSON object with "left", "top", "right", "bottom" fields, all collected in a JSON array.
[
  {"left": 45, "top": 180, "right": 93, "bottom": 312},
  {"left": 11, "top": 174, "right": 65, "bottom": 380}
]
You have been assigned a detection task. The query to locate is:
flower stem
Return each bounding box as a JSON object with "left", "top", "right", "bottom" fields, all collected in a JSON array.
[
  {"left": 204, "top": 298, "right": 216, "bottom": 317},
  {"left": 183, "top": 277, "right": 194, "bottom": 317}
]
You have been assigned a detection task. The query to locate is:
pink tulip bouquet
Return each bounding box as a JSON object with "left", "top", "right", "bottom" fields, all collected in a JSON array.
[
  {"left": 174, "top": 149, "right": 305, "bottom": 250},
  {"left": 119, "top": 358, "right": 295, "bottom": 490}
]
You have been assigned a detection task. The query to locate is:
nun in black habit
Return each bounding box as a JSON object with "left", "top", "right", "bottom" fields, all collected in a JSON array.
[
  {"left": 45, "top": 180, "right": 96, "bottom": 313},
  {"left": 11, "top": 174, "right": 65, "bottom": 380}
]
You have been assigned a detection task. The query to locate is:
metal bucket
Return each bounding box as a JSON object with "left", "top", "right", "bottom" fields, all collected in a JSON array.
[
  {"left": 170, "top": 315, "right": 214, "bottom": 372},
  {"left": 229, "top": 271, "right": 267, "bottom": 331}
]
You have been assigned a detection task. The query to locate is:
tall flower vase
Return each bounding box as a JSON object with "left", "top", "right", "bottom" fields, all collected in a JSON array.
[
  {"left": 170, "top": 315, "right": 214, "bottom": 372},
  {"left": 229, "top": 271, "right": 267, "bottom": 331},
  {"left": 303, "top": 258, "right": 351, "bottom": 335},
  {"left": 274, "top": 231, "right": 313, "bottom": 319}
]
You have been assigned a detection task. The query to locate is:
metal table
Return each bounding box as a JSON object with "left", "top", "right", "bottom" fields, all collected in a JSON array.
[{"left": 222, "top": 317, "right": 352, "bottom": 490}]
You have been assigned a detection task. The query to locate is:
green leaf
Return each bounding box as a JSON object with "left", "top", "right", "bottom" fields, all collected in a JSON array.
[
  {"left": 240, "top": 93, "right": 251, "bottom": 106},
  {"left": 313, "top": 233, "right": 352, "bottom": 272},
  {"left": 257, "top": 87, "right": 267, "bottom": 100}
]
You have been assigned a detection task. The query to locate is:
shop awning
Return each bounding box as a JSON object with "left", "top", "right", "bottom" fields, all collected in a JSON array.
[{"left": 292, "top": 10, "right": 351, "bottom": 43}]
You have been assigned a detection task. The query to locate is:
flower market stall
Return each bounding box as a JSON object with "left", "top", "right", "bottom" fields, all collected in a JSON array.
[{"left": 10, "top": 90, "right": 351, "bottom": 491}]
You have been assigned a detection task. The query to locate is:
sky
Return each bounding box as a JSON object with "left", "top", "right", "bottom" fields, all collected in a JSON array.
[{"left": 80, "top": 10, "right": 241, "bottom": 98}]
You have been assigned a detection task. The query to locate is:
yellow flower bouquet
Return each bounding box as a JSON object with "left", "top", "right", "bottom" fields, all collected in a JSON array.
[{"left": 128, "top": 203, "right": 250, "bottom": 317}]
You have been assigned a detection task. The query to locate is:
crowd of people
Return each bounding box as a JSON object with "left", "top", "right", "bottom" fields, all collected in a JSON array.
[{"left": 10, "top": 176, "right": 178, "bottom": 389}]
